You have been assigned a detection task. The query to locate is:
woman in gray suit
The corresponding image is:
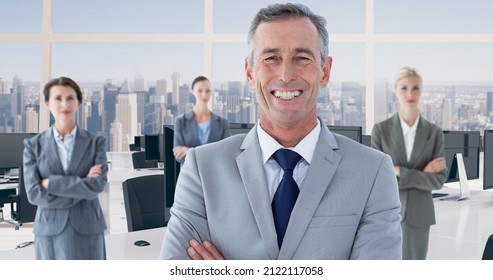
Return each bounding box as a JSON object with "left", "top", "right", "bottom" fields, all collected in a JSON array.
[
  {"left": 23, "top": 77, "right": 108, "bottom": 259},
  {"left": 371, "top": 67, "right": 447, "bottom": 259},
  {"left": 173, "top": 76, "right": 231, "bottom": 164}
]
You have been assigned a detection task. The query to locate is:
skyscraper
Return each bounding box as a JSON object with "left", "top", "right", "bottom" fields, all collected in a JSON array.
[
  {"left": 109, "top": 121, "right": 123, "bottom": 152},
  {"left": 25, "top": 106, "right": 38, "bottom": 133},
  {"left": 228, "top": 81, "right": 243, "bottom": 98},
  {"left": 0, "top": 77, "right": 4, "bottom": 94},
  {"left": 11, "top": 75, "right": 25, "bottom": 132},
  {"left": 87, "top": 90, "right": 103, "bottom": 135},
  {"left": 171, "top": 72, "right": 180, "bottom": 106},
  {"left": 374, "top": 79, "right": 389, "bottom": 123},
  {"left": 487, "top": 91, "right": 493, "bottom": 117},
  {"left": 156, "top": 79, "right": 168, "bottom": 96},
  {"left": 103, "top": 79, "right": 120, "bottom": 150},
  {"left": 441, "top": 98, "right": 452, "bottom": 130},
  {"left": 134, "top": 71, "right": 146, "bottom": 92},
  {"left": 114, "top": 86, "right": 138, "bottom": 152},
  {"left": 178, "top": 84, "right": 191, "bottom": 113}
]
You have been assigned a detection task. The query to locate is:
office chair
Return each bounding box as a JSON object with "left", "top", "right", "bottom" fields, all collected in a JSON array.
[
  {"left": 9, "top": 165, "right": 37, "bottom": 228},
  {"left": 131, "top": 151, "right": 158, "bottom": 170},
  {"left": 122, "top": 174, "right": 165, "bottom": 232},
  {"left": 482, "top": 234, "right": 493, "bottom": 260},
  {"left": 129, "top": 144, "right": 140, "bottom": 151}
]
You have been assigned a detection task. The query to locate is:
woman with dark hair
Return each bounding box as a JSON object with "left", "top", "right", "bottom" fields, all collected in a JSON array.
[
  {"left": 173, "top": 76, "right": 231, "bottom": 164},
  {"left": 23, "top": 76, "right": 108, "bottom": 259}
]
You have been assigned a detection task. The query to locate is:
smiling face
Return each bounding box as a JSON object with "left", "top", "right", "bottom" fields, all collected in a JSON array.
[
  {"left": 395, "top": 75, "right": 422, "bottom": 111},
  {"left": 45, "top": 85, "right": 80, "bottom": 124},
  {"left": 245, "top": 17, "right": 331, "bottom": 129}
]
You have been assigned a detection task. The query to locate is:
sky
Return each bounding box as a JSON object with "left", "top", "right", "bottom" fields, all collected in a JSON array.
[{"left": 1, "top": 0, "right": 493, "bottom": 85}]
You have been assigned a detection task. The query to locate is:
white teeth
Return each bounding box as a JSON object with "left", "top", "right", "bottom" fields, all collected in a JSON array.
[{"left": 273, "top": 90, "right": 302, "bottom": 100}]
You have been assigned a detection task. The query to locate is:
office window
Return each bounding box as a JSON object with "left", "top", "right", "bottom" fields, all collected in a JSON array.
[
  {"left": 0, "top": 43, "right": 40, "bottom": 133},
  {"left": 0, "top": 0, "right": 42, "bottom": 33},
  {"left": 213, "top": 43, "right": 248, "bottom": 85},
  {"left": 52, "top": 43, "right": 203, "bottom": 82},
  {"left": 1, "top": 0, "right": 493, "bottom": 136},
  {"left": 214, "top": 0, "right": 365, "bottom": 34},
  {"left": 53, "top": 0, "right": 204, "bottom": 33},
  {"left": 375, "top": 0, "right": 493, "bottom": 34}
]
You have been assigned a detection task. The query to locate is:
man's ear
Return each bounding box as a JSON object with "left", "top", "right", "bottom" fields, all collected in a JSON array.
[
  {"left": 245, "top": 57, "right": 254, "bottom": 87},
  {"left": 320, "top": 56, "right": 332, "bottom": 87}
]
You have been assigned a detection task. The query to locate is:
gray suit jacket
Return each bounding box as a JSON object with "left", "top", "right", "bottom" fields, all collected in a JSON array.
[
  {"left": 23, "top": 127, "right": 108, "bottom": 236},
  {"left": 174, "top": 110, "right": 231, "bottom": 164},
  {"left": 161, "top": 120, "right": 402, "bottom": 259},
  {"left": 371, "top": 113, "right": 446, "bottom": 227}
]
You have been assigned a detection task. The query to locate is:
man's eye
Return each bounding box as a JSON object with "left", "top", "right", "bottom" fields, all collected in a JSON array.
[
  {"left": 263, "top": 56, "right": 281, "bottom": 65},
  {"left": 294, "top": 56, "right": 312, "bottom": 66}
]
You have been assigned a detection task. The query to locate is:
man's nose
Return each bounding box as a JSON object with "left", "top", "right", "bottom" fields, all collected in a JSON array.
[{"left": 278, "top": 60, "right": 297, "bottom": 83}]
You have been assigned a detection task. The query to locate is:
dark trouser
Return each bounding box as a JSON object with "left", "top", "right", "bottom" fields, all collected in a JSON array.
[{"left": 401, "top": 219, "right": 430, "bottom": 260}]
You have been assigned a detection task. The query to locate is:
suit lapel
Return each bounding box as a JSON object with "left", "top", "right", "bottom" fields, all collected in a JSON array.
[
  {"left": 185, "top": 111, "right": 200, "bottom": 147},
  {"left": 409, "top": 117, "right": 430, "bottom": 166},
  {"left": 236, "top": 127, "right": 279, "bottom": 260},
  {"left": 279, "top": 124, "right": 341, "bottom": 259},
  {"left": 66, "top": 128, "right": 90, "bottom": 176},
  {"left": 390, "top": 114, "right": 408, "bottom": 166},
  {"left": 208, "top": 113, "right": 219, "bottom": 143}
]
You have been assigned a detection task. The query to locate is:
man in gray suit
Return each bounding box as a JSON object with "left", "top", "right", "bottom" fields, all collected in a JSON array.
[{"left": 160, "top": 3, "right": 402, "bottom": 260}]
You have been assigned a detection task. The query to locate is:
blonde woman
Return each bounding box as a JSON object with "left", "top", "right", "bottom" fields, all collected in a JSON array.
[{"left": 371, "top": 67, "right": 446, "bottom": 259}]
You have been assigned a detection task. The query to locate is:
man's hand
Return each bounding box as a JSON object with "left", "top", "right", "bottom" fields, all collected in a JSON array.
[
  {"left": 187, "top": 239, "right": 225, "bottom": 260},
  {"left": 423, "top": 157, "right": 446, "bottom": 173},
  {"left": 86, "top": 164, "right": 103, "bottom": 177},
  {"left": 173, "top": 146, "right": 190, "bottom": 160}
]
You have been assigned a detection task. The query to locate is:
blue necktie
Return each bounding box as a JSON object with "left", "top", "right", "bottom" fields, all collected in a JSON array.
[{"left": 271, "top": 149, "right": 302, "bottom": 248}]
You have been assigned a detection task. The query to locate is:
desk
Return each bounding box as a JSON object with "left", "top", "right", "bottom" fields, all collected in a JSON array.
[
  {"left": 0, "top": 183, "right": 17, "bottom": 191},
  {"left": 428, "top": 187, "right": 493, "bottom": 259},
  {"left": 0, "top": 227, "right": 166, "bottom": 260},
  {"left": 0, "top": 183, "right": 18, "bottom": 227}
]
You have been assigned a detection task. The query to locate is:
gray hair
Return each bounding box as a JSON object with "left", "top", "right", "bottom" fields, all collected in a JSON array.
[{"left": 247, "top": 3, "right": 329, "bottom": 67}]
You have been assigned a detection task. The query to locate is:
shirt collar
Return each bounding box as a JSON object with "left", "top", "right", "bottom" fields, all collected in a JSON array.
[
  {"left": 257, "top": 118, "right": 321, "bottom": 164},
  {"left": 53, "top": 125, "right": 78, "bottom": 141},
  {"left": 399, "top": 113, "right": 420, "bottom": 135}
]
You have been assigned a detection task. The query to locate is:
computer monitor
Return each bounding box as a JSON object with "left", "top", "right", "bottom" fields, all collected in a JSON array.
[
  {"left": 0, "top": 133, "right": 36, "bottom": 176},
  {"left": 134, "top": 135, "right": 145, "bottom": 149},
  {"left": 443, "top": 131, "right": 480, "bottom": 183},
  {"left": 144, "top": 134, "right": 160, "bottom": 161},
  {"left": 483, "top": 130, "right": 493, "bottom": 190},
  {"left": 327, "top": 125, "right": 363, "bottom": 143},
  {"left": 162, "top": 125, "right": 180, "bottom": 225},
  {"left": 361, "top": 135, "right": 371, "bottom": 147},
  {"left": 229, "top": 123, "right": 254, "bottom": 135}
]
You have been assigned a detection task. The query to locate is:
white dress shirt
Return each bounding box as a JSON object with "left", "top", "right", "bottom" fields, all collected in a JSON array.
[
  {"left": 257, "top": 119, "right": 321, "bottom": 201},
  {"left": 53, "top": 125, "right": 78, "bottom": 173},
  {"left": 399, "top": 113, "right": 420, "bottom": 162}
]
